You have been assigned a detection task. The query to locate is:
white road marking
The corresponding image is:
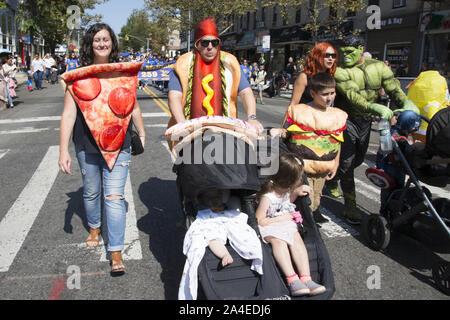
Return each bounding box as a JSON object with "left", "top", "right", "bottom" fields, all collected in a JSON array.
[
  {"left": 161, "top": 141, "right": 176, "bottom": 163},
  {"left": 0, "top": 127, "right": 50, "bottom": 134},
  {"left": 318, "top": 207, "right": 359, "bottom": 238},
  {"left": 0, "top": 112, "right": 168, "bottom": 125},
  {"left": 0, "top": 149, "right": 9, "bottom": 159},
  {"left": 0, "top": 146, "right": 60, "bottom": 272},
  {"left": 146, "top": 124, "right": 167, "bottom": 128},
  {"left": 0, "top": 116, "right": 61, "bottom": 124}
]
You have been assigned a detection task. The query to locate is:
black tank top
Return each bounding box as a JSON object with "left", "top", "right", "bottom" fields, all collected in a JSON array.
[
  {"left": 299, "top": 74, "right": 313, "bottom": 104},
  {"left": 72, "top": 105, "right": 132, "bottom": 154}
]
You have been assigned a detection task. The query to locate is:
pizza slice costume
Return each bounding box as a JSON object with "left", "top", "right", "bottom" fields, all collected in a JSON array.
[{"left": 61, "top": 62, "right": 142, "bottom": 170}]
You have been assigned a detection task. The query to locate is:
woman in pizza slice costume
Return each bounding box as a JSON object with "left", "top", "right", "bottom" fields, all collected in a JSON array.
[{"left": 59, "top": 23, "right": 146, "bottom": 276}]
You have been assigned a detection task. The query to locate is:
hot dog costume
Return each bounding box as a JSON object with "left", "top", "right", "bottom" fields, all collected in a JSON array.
[
  {"left": 328, "top": 35, "right": 419, "bottom": 222},
  {"left": 167, "top": 18, "right": 242, "bottom": 147}
]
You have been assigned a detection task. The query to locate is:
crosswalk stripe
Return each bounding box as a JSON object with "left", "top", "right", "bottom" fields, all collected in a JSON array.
[
  {"left": 0, "top": 149, "right": 9, "bottom": 159},
  {"left": 0, "top": 113, "right": 168, "bottom": 125},
  {"left": 0, "top": 127, "right": 50, "bottom": 135},
  {"left": 0, "top": 146, "right": 60, "bottom": 272},
  {"left": 318, "top": 207, "right": 359, "bottom": 238}
]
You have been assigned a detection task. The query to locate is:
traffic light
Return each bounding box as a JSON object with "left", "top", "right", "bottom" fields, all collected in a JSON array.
[{"left": 125, "top": 35, "right": 129, "bottom": 41}]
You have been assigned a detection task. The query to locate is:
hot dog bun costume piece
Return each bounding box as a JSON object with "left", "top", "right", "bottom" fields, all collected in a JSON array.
[
  {"left": 61, "top": 62, "right": 142, "bottom": 170},
  {"left": 167, "top": 18, "right": 241, "bottom": 145},
  {"left": 285, "top": 104, "right": 347, "bottom": 175}
]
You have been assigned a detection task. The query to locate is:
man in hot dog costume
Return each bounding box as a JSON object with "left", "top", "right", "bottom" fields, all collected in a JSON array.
[
  {"left": 167, "top": 17, "right": 263, "bottom": 147},
  {"left": 327, "top": 35, "right": 419, "bottom": 224},
  {"left": 168, "top": 18, "right": 263, "bottom": 142}
]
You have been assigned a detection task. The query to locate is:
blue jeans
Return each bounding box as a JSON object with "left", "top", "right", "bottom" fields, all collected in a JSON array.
[
  {"left": 76, "top": 147, "right": 131, "bottom": 252},
  {"left": 5, "top": 81, "right": 12, "bottom": 106},
  {"left": 33, "top": 70, "right": 43, "bottom": 89}
]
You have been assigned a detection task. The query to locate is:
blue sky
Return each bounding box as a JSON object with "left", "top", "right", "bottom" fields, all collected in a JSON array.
[{"left": 85, "top": 0, "right": 147, "bottom": 35}]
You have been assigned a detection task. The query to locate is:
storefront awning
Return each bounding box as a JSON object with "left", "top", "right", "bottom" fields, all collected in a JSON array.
[
  {"left": 236, "top": 31, "right": 256, "bottom": 49},
  {"left": 271, "top": 26, "right": 311, "bottom": 44}
]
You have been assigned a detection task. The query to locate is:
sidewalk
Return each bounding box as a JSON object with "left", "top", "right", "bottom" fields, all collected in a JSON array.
[
  {"left": 250, "top": 83, "right": 293, "bottom": 100},
  {"left": 14, "top": 71, "right": 28, "bottom": 86}
]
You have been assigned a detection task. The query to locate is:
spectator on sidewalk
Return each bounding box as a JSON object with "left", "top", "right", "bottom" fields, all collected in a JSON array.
[
  {"left": 0, "top": 58, "right": 8, "bottom": 110},
  {"left": 31, "top": 53, "right": 44, "bottom": 90},
  {"left": 285, "top": 56, "right": 297, "bottom": 82},
  {"left": 43, "top": 53, "right": 56, "bottom": 83},
  {"left": 65, "top": 52, "right": 80, "bottom": 72},
  {"left": 3, "top": 55, "right": 17, "bottom": 103},
  {"left": 256, "top": 64, "right": 267, "bottom": 105}
]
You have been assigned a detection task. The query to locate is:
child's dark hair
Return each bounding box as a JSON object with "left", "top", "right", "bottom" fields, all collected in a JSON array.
[
  {"left": 257, "top": 153, "right": 304, "bottom": 201},
  {"left": 310, "top": 72, "right": 336, "bottom": 92}
]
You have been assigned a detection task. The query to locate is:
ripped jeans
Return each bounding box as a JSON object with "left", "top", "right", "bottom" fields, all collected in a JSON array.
[{"left": 76, "top": 147, "right": 131, "bottom": 252}]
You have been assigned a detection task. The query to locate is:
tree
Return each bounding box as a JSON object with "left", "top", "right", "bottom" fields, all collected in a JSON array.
[
  {"left": 119, "top": 9, "right": 153, "bottom": 53},
  {"left": 16, "top": 0, "right": 108, "bottom": 55},
  {"left": 262, "top": 0, "right": 366, "bottom": 43},
  {"left": 119, "top": 8, "right": 178, "bottom": 55},
  {"left": 144, "top": 0, "right": 259, "bottom": 35}
]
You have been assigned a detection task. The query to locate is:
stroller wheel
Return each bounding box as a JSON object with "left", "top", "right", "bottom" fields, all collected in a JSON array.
[
  {"left": 432, "top": 261, "right": 450, "bottom": 296},
  {"left": 362, "top": 214, "right": 391, "bottom": 251}
]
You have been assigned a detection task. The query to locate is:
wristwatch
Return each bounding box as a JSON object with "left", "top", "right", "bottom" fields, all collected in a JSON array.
[{"left": 247, "top": 114, "right": 257, "bottom": 120}]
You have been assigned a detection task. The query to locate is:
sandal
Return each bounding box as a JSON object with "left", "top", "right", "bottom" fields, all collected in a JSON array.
[
  {"left": 86, "top": 228, "right": 101, "bottom": 248},
  {"left": 110, "top": 251, "right": 125, "bottom": 276}
]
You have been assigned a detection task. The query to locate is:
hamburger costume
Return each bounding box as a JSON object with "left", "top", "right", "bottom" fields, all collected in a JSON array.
[{"left": 285, "top": 103, "right": 347, "bottom": 215}]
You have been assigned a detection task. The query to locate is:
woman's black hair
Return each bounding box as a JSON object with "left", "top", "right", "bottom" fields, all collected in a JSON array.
[{"left": 79, "top": 23, "right": 120, "bottom": 66}]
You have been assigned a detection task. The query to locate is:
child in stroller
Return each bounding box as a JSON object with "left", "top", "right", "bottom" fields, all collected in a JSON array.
[
  {"left": 374, "top": 110, "right": 423, "bottom": 217},
  {"left": 364, "top": 108, "right": 450, "bottom": 294},
  {"left": 179, "top": 188, "right": 263, "bottom": 300},
  {"left": 256, "top": 152, "right": 326, "bottom": 297}
]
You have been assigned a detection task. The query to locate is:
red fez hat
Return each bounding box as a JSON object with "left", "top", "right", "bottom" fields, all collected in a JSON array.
[{"left": 194, "top": 17, "right": 219, "bottom": 43}]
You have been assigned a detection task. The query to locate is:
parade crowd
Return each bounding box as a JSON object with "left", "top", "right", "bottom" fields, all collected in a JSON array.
[{"left": 2, "top": 15, "right": 448, "bottom": 300}]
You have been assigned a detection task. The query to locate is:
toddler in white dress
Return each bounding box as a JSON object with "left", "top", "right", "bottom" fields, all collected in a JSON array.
[{"left": 256, "top": 152, "right": 326, "bottom": 297}]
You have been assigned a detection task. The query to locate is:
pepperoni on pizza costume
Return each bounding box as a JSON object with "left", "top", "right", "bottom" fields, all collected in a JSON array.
[{"left": 61, "top": 62, "right": 142, "bottom": 170}]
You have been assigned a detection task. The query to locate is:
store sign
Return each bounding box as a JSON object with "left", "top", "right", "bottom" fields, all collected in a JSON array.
[
  {"left": 421, "top": 10, "right": 450, "bottom": 32},
  {"left": 261, "top": 35, "right": 270, "bottom": 52},
  {"left": 380, "top": 17, "right": 403, "bottom": 27}
]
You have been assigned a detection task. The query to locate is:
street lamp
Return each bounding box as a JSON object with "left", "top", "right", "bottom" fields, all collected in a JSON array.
[{"left": 125, "top": 34, "right": 151, "bottom": 53}]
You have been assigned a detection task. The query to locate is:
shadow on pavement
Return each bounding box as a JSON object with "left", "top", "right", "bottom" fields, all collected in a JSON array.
[{"left": 137, "top": 177, "right": 185, "bottom": 300}]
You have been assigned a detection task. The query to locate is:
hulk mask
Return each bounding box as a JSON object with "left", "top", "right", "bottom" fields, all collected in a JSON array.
[{"left": 340, "top": 45, "right": 364, "bottom": 68}]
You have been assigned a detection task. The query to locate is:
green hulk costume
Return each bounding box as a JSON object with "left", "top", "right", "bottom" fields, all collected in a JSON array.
[{"left": 328, "top": 35, "right": 419, "bottom": 224}]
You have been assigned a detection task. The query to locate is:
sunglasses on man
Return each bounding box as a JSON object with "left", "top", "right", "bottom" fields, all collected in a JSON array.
[
  {"left": 325, "top": 53, "right": 337, "bottom": 59},
  {"left": 199, "top": 39, "right": 220, "bottom": 48}
]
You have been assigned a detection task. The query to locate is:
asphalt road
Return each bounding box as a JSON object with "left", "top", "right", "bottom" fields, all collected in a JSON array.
[{"left": 0, "top": 81, "right": 449, "bottom": 301}]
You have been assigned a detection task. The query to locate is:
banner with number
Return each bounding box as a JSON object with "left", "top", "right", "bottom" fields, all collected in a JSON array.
[{"left": 138, "top": 62, "right": 175, "bottom": 81}]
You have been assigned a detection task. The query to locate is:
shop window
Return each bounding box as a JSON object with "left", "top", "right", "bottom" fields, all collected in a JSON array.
[
  {"left": 296, "top": 8, "right": 302, "bottom": 24},
  {"left": 273, "top": 8, "right": 277, "bottom": 26},
  {"left": 393, "top": 0, "right": 406, "bottom": 9}
]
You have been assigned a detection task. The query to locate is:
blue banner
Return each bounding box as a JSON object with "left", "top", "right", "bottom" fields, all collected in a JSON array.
[{"left": 138, "top": 61, "right": 175, "bottom": 81}]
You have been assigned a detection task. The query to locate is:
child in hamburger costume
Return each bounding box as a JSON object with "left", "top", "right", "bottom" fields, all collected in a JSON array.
[{"left": 271, "top": 73, "right": 347, "bottom": 222}]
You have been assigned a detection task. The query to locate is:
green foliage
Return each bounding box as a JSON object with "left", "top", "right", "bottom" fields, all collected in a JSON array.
[
  {"left": 119, "top": 8, "right": 178, "bottom": 54},
  {"left": 262, "top": 0, "right": 365, "bottom": 43},
  {"left": 16, "top": 0, "right": 108, "bottom": 53},
  {"left": 144, "top": 0, "right": 259, "bottom": 33}
]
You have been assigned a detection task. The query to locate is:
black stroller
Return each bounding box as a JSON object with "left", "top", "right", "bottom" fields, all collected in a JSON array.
[
  {"left": 363, "top": 108, "right": 450, "bottom": 295},
  {"left": 172, "top": 128, "right": 335, "bottom": 300}
]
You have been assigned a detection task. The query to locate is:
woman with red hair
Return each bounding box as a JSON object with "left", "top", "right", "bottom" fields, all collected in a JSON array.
[{"left": 290, "top": 42, "right": 338, "bottom": 106}]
